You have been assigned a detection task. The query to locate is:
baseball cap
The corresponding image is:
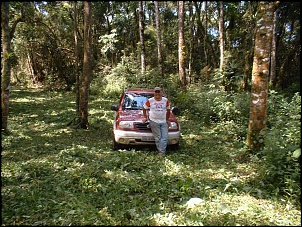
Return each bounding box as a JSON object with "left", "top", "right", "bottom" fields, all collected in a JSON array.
[{"left": 154, "top": 87, "right": 161, "bottom": 92}]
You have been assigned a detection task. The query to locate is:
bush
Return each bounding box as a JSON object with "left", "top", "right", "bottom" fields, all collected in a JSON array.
[
  {"left": 210, "top": 91, "right": 250, "bottom": 124},
  {"left": 259, "top": 91, "right": 301, "bottom": 201},
  {"left": 177, "top": 85, "right": 250, "bottom": 127}
]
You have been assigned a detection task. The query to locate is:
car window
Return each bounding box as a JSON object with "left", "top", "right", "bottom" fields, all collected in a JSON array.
[{"left": 122, "top": 92, "right": 153, "bottom": 110}]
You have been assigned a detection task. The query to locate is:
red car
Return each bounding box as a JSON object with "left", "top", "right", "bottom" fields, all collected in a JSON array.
[{"left": 111, "top": 88, "right": 181, "bottom": 150}]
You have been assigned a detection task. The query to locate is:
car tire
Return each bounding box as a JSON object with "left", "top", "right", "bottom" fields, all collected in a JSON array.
[
  {"left": 113, "top": 139, "right": 121, "bottom": 150},
  {"left": 169, "top": 143, "right": 179, "bottom": 151}
]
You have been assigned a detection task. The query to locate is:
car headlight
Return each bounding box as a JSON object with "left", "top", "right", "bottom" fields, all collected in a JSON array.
[
  {"left": 118, "top": 121, "right": 134, "bottom": 129},
  {"left": 169, "top": 122, "right": 178, "bottom": 130}
]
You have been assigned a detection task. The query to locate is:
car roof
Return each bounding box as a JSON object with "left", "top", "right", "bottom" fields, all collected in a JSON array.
[
  {"left": 125, "top": 88, "right": 167, "bottom": 96},
  {"left": 125, "top": 88, "right": 154, "bottom": 93}
]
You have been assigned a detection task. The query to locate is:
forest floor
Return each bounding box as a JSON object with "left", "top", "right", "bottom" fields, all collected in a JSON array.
[{"left": 1, "top": 86, "right": 301, "bottom": 226}]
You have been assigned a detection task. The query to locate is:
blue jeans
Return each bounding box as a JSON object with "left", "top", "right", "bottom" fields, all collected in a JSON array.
[{"left": 149, "top": 120, "right": 168, "bottom": 154}]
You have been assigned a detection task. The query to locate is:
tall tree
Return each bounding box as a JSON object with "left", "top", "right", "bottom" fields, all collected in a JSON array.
[
  {"left": 241, "top": 2, "right": 258, "bottom": 91},
  {"left": 74, "top": 1, "right": 80, "bottom": 117},
  {"left": 138, "top": 1, "right": 146, "bottom": 75},
  {"left": 1, "top": 2, "right": 26, "bottom": 132},
  {"left": 1, "top": 2, "right": 11, "bottom": 132},
  {"left": 269, "top": 6, "right": 278, "bottom": 87},
  {"left": 188, "top": 1, "right": 195, "bottom": 84},
  {"left": 154, "top": 1, "right": 163, "bottom": 77},
  {"left": 246, "top": 1, "right": 275, "bottom": 151},
  {"left": 79, "top": 1, "right": 92, "bottom": 129},
  {"left": 178, "top": 1, "right": 186, "bottom": 91},
  {"left": 219, "top": 1, "right": 224, "bottom": 72}
]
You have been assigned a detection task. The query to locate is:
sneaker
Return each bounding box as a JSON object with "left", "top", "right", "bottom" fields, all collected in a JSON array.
[{"left": 158, "top": 152, "right": 165, "bottom": 156}]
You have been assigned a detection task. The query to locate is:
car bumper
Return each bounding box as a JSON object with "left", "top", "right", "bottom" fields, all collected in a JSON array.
[{"left": 113, "top": 130, "right": 180, "bottom": 145}]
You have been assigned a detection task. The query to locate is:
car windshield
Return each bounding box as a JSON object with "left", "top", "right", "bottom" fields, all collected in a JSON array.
[{"left": 122, "top": 92, "right": 153, "bottom": 110}]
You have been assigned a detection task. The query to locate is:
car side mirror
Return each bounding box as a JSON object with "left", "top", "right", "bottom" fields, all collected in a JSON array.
[
  {"left": 171, "top": 106, "right": 180, "bottom": 115},
  {"left": 111, "top": 105, "right": 119, "bottom": 111}
]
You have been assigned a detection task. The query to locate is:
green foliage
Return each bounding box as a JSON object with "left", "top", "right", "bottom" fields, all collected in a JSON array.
[
  {"left": 174, "top": 85, "right": 250, "bottom": 129},
  {"left": 91, "top": 55, "right": 140, "bottom": 98},
  {"left": 1, "top": 87, "right": 301, "bottom": 225},
  {"left": 91, "top": 58, "right": 182, "bottom": 100},
  {"left": 212, "top": 70, "right": 244, "bottom": 93},
  {"left": 171, "top": 86, "right": 300, "bottom": 203},
  {"left": 7, "top": 52, "right": 19, "bottom": 67},
  {"left": 98, "top": 29, "right": 119, "bottom": 58},
  {"left": 211, "top": 91, "right": 250, "bottom": 124},
  {"left": 158, "top": 73, "right": 181, "bottom": 100},
  {"left": 258, "top": 91, "right": 301, "bottom": 201}
]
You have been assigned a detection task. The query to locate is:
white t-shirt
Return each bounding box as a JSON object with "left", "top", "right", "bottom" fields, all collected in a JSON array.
[{"left": 143, "top": 97, "right": 170, "bottom": 123}]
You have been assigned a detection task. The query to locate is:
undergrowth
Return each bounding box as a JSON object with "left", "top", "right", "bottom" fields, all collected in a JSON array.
[{"left": 1, "top": 85, "right": 300, "bottom": 226}]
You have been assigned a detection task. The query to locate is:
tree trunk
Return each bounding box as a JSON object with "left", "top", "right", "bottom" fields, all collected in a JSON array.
[
  {"left": 154, "top": 1, "right": 163, "bottom": 78},
  {"left": 74, "top": 2, "right": 80, "bottom": 117},
  {"left": 188, "top": 2, "right": 195, "bottom": 84},
  {"left": 138, "top": 1, "right": 146, "bottom": 75},
  {"left": 178, "top": 1, "right": 186, "bottom": 91},
  {"left": 219, "top": 1, "right": 224, "bottom": 72},
  {"left": 269, "top": 7, "right": 278, "bottom": 87},
  {"left": 246, "top": 2, "right": 275, "bottom": 151},
  {"left": 1, "top": 2, "right": 11, "bottom": 132},
  {"left": 79, "top": 1, "right": 92, "bottom": 129},
  {"left": 193, "top": 1, "right": 218, "bottom": 69}
]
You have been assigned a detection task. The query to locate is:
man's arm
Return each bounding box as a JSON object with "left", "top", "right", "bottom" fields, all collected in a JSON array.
[
  {"left": 166, "top": 109, "right": 171, "bottom": 120},
  {"left": 166, "top": 109, "right": 171, "bottom": 126},
  {"left": 142, "top": 100, "right": 150, "bottom": 123},
  {"left": 142, "top": 106, "right": 148, "bottom": 123},
  {"left": 166, "top": 99, "right": 171, "bottom": 125}
]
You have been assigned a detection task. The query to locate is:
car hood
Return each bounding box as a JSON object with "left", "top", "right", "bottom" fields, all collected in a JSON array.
[
  {"left": 119, "top": 110, "right": 144, "bottom": 121},
  {"left": 118, "top": 109, "right": 178, "bottom": 121}
]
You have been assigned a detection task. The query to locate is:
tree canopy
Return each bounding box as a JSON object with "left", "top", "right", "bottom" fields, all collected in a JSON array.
[{"left": 3, "top": 1, "right": 300, "bottom": 93}]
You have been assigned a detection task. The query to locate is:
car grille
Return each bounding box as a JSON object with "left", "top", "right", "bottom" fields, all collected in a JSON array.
[{"left": 135, "top": 122, "right": 151, "bottom": 131}]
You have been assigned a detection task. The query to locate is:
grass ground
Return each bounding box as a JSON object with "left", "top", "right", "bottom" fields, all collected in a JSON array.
[{"left": 1, "top": 86, "right": 301, "bottom": 225}]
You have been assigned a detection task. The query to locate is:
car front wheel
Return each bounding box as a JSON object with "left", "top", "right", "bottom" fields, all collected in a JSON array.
[
  {"left": 169, "top": 143, "right": 179, "bottom": 151},
  {"left": 113, "top": 139, "right": 121, "bottom": 150}
]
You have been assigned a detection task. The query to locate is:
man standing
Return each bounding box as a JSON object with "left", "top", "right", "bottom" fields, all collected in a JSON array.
[{"left": 142, "top": 87, "right": 171, "bottom": 156}]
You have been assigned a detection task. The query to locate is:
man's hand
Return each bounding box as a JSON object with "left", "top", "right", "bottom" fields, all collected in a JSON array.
[
  {"left": 166, "top": 120, "right": 171, "bottom": 126},
  {"left": 142, "top": 117, "right": 148, "bottom": 123}
]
